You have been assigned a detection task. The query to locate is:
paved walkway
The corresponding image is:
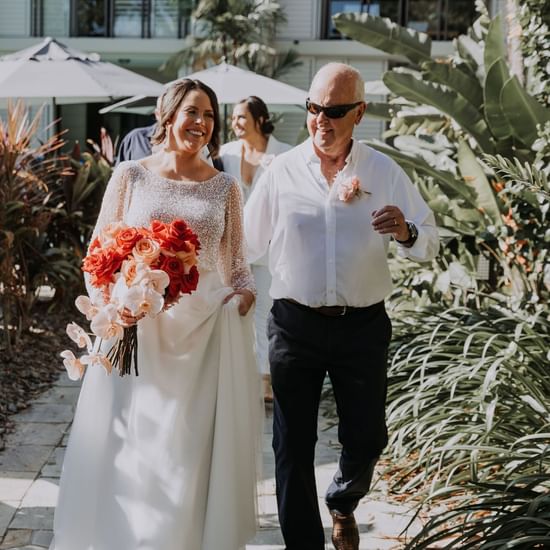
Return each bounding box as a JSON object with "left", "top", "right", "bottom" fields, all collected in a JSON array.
[{"left": 0, "top": 374, "right": 423, "bottom": 549}]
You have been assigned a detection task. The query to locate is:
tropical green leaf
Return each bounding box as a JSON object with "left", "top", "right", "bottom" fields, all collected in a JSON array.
[
  {"left": 364, "top": 102, "right": 399, "bottom": 120},
  {"left": 484, "top": 58, "right": 514, "bottom": 140},
  {"left": 332, "top": 12, "right": 432, "bottom": 66},
  {"left": 366, "top": 140, "right": 480, "bottom": 210},
  {"left": 422, "top": 60, "right": 483, "bottom": 108},
  {"left": 457, "top": 140, "right": 503, "bottom": 226},
  {"left": 456, "top": 34, "right": 484, "bottom": 78},
  {"left": 484, "top": 15, "right": 507, "bottom": 69},
  {"left": 383, "top": 71, "right": 495, "bottom": 152},
  {"left": 501, "top": 75, "right": 550, "bottom": 147}
]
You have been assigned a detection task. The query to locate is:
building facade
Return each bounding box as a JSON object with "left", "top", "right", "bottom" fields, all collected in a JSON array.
[{"left": 0, "top": 0, "right": 506, "bottom": 146}]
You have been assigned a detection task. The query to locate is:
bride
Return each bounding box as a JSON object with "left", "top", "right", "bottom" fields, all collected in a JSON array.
[{"left": 50, "top": 79, "right": 261, "bottom": 550}]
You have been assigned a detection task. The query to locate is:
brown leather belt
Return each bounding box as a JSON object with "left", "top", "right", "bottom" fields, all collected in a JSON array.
[{"left": 284, "top": 299, "right": 351, "bottom": 317}]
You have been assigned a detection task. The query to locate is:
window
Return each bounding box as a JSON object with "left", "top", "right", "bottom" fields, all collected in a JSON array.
[
  {"left": 324, "top": 0, "right": 477, "bottom": 40},
  {"left": 73, "top": 0, "right": 107, "bottom": 37},
  {"left": 0, "top": 0, "right": 31, "bottom": 37},
  {"left": 28, "top": 0, "right": 195, "bottom": 38},
  {"left": 113, "top": 0, "right": 143, "bottom": 37}
]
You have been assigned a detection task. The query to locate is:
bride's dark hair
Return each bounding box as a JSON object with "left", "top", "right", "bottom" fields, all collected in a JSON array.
[{"left": 151, "top": 79, "right": 221, "bottom": 157}]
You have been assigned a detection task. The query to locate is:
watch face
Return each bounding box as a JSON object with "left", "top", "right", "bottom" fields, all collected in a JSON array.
[{"left": 406, "top": 222, "right": 418, "bottom": 242}]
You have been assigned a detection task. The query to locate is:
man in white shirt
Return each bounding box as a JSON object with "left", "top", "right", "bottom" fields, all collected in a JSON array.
[{"left": 244, "top": 63, "right": 438, "bottom": 550}]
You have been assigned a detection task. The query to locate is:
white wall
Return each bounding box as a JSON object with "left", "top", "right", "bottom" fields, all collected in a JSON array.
[{"left": 277, "top": 0, "right": 320, "bottom": 40}]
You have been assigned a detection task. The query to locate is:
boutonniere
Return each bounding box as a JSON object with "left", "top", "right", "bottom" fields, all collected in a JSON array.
[{"left": 337, "top": 175, "right": 371, "bottom": 203}]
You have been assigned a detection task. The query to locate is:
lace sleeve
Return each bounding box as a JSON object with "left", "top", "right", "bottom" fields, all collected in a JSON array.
[
  {"left": 84, "top": 162, "right": 130, "bottom": 297},
  {"left": 218, "top": 178, "right": 256, "bottom": 293},
  {"left": 90, "top": 162, "right": 130, "bottom": 241}
]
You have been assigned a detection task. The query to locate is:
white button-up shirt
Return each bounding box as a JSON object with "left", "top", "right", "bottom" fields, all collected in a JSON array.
[{"left": 244, "top": 138, "right": 439, "bottom": 307}]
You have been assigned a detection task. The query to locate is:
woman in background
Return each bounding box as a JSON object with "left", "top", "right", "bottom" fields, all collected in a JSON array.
[{"left": 220, "top": 96, "right": 291, "bottom": 403}]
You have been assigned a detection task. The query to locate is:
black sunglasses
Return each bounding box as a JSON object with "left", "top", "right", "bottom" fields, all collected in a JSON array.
[{"left": 305, "top": 99, "right": 363, "bottom": 119}]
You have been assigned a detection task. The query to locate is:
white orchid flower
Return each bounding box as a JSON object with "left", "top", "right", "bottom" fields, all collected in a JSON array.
[
  {"left": 142, "top": 269, "right": 170, "bottom": 294},
  {"left": 120, "top": 258, "right": 148, "bottom": 286},
  {"left": 110, "top": 276, "right": 131, "bottom": 308},
  {"left": 90, "top": 303, "right": 124, "bottom": 340},
  {"left": 124, "top": 283, "right": 164, "bottom": 318},
  {"left": 66, "top": 322, "right": 93, "bottom": 351},
  {"left": 81, "top": 352, "right": 113, "bottom": 375},
  {"left": 74, "top": 295, "right": 99, "bottom": 321},
  {"left": 60, "top": 350, "right": 85, "bottom": 380}
]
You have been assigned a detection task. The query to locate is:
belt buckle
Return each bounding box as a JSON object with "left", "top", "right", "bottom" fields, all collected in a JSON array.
[{"left": 339, "top": 306, "right": 347, "bottom": 316}]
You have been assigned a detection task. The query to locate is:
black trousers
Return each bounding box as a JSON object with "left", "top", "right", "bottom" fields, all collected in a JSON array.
[{"left": 268, "top": 299, "right": 391, "bottom": 550}]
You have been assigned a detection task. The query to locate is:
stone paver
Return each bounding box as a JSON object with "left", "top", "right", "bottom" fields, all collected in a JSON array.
[{"left": 0, "top": 373, "right": 422, "bottom": 549}]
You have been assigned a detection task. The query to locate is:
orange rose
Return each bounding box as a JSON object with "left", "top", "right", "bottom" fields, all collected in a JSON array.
[
  {"left": 82, "top": 248, "right": 123, "bottom": 287},
  {"left": 115, "top": 227, "right": 142, "bottom": 256},
  {"left": 152, "top": 219, "right": 200, "bottom": 252},
  {"left": 89, "top": 237, "right": 101, "bottom": 252}
]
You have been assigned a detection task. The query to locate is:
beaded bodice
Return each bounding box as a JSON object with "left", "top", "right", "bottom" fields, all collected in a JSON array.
[{"left": 92, "top": 161, "right": 254, "bottom": 291}]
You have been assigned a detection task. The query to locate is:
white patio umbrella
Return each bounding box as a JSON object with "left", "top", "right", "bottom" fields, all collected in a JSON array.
[
  {"left": 99, "top": 62, "right": 307, "bottom": 115},
  {"left": 0, "top": 37, "right": 164, "bottom": 104}
]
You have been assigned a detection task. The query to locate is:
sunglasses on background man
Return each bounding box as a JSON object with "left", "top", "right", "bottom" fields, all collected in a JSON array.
[{"left": 305, "top": 99, "right": 364, "bottom": 119}]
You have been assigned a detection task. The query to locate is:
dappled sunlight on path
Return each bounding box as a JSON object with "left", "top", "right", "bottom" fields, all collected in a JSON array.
[{"left": 0, "top": 374, "right": 422, "bottom": 549}]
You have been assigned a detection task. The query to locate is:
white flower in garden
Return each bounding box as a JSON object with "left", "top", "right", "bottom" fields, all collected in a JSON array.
[
  {"left": 60, "top": 350, "right": 85, "bottom": 380},
  {"left": 91, "top": 304, "right": 124, "bottom": 340},
  {"left": 81, "top": 352, "right": 113, "bottom": 375},
  {"left": 66, "top": 322, "right": 93, "bottom": 350}
]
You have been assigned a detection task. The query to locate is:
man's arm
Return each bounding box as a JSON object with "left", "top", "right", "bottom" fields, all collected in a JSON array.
[{"left": 244, "top": 171, "right": 273, "bottom": 264}]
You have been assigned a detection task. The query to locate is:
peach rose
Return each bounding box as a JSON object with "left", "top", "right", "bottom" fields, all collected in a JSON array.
[{"left": 133, "top": 238, "right": 161, "bottom": 265}]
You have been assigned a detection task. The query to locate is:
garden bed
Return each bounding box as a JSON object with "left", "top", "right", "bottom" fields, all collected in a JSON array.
[{"left": 0, "top": 302, "right": 73, "bottom": 450}]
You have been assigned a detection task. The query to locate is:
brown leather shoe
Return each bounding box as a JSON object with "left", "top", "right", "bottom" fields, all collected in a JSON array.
[{"left": 330, "top": 510, "right": 359, "bottom": 550}]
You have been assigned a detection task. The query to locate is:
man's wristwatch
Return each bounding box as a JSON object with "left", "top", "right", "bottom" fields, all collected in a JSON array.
[{"left": 395, "top": 221, "right": 418, "bottom": 248}]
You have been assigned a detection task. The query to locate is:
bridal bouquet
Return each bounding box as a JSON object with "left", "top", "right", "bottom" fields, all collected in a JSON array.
[{"left": 61, "top": 219, "right": 200, "bottom": 379}]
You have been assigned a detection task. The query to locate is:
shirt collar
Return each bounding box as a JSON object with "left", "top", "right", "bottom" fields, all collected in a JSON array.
[{"left": 302, "top": 137, "right": 358, "bottom": 169}]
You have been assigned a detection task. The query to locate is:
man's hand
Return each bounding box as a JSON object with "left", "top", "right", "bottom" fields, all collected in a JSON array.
[
  {"left": 223, "top": 288, "right": 255, "bottom": 316},
  {"left": 372, "top": 205, "right": 409, "bottom": 242}
]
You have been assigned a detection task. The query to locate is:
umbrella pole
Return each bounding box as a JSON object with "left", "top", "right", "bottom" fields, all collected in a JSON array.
[
  {"left": 52, "top": 97, "right": 60, "bottom": 137},
  {"left": 223, "top": 103, "right": 228, "bottom": 143}
]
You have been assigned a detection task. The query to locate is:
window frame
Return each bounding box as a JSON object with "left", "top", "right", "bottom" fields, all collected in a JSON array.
[
  {"left": 323, "top": 0, "right": 475, "bottom": 41},
  {"left": 30, "top": 0, "right": 193, "bottom": 38}
]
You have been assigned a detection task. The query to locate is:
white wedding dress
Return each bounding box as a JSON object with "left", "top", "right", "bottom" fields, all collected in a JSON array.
[{"left": 50, "top": 162, "right": 261, "bottom": 550}]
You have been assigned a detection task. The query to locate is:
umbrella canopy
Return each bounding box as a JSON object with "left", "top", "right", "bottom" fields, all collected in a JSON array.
[
  {"left": 99, "top": 62, "right": 308, "bottom": 114},
  {"left": 0, "top": 37, "right": 164, "bottom": 104},
  {"left": 183, "top": 63, "right": 307, "bottom": 104}
]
